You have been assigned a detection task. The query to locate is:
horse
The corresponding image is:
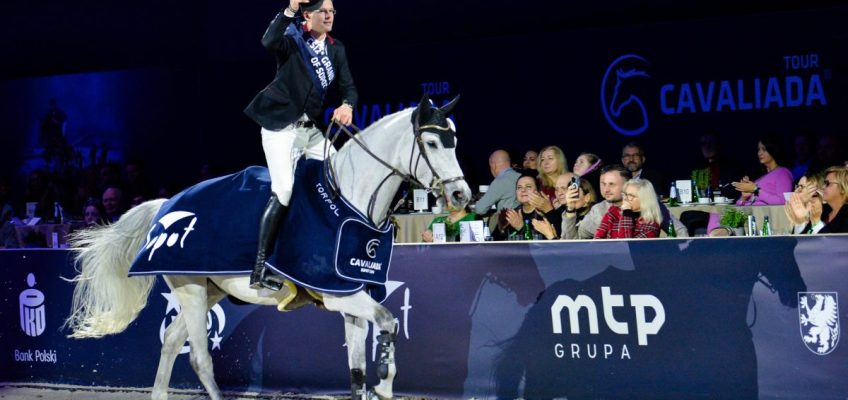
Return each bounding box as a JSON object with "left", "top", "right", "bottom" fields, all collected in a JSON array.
[{"left": 64, "top": 96, "right": 471, "bottom": 400}]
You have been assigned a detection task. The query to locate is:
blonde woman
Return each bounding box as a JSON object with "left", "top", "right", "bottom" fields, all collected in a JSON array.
[
  {"left": 794, "top": 166, "right": 848, "bottom": 234},
  {"left": 595, "top": 178, "right": 662, "bottom": 239},
  {"left": 536, "top": 146, "right": 568, "bottom": 199}
]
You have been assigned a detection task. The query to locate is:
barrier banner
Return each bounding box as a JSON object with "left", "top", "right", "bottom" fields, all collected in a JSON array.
[{"left": 1, "top": 236, "right": 846, "bottom": 399}]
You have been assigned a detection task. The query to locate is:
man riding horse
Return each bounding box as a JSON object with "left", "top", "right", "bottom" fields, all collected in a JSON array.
[{"left": 244, "top": 0, "right": 357, "bottom": 290}]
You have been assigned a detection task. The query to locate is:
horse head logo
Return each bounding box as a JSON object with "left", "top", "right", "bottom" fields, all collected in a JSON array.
[
  {"left": 799, "top": 292, "right": 840, "bottom": 355},
  {"left": 366, "top": 239, "right": 381, "bottom": 259},
  {"left": 601, "top": 55, "right": 651, "bottom": 136}
]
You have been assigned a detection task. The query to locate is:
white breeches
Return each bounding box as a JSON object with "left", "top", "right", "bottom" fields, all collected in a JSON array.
[{"left": 261, "top": 123, "right": 336, "bottom": 205}]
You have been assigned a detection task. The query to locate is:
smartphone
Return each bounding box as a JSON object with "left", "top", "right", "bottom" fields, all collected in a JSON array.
[{"left": 569, "top": 175, "right": 580, "bottom": 189}]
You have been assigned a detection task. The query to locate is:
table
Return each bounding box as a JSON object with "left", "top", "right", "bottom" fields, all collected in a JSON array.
[
  {"left": 392, "top": 212, "right": 447, "bottom": 243},
  {"left": 395, "top": 204, "right": 791, "bottom": 241},
  {"left": 667, "top": 203, "right": 789, "bottom": 235}
]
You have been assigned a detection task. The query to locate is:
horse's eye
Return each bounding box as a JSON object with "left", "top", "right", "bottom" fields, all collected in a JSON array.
[{"left": 426, "top": 141, "right": 438, "bottom": 149}]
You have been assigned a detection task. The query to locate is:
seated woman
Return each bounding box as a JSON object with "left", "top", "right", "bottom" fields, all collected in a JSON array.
[
  {"left": 83, "top": 199, "right": 106, "bottom": 227},
  {"left": 732, "top": 134, "right": 793, "bottom": 205},
  {"left": 495, "top": 174, "right": 547, "bottom": 240},
  {"left": 420, "top": 204, "right": 477, "bottom": 242},
  {"left": 789, "top": 166, "right": 848, "bottom": 234},
  {"left": 533, "top": 175, "right": 598, "bottom": 240},
  {"left": 595, "top": 178, "right": 662, "bottom": 239},
  {"left": 534, "top": 145, "right": 570, "bottom": 209},
  {"left": 573, "top": 152, "right": 602, "bottom": 177},
  {"left": 784, "top": 171, "right": 824, "bottom": 234}
]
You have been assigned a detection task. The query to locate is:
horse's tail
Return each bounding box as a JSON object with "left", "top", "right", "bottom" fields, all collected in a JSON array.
[{"left": 64, "top": 199, "right": 166, "bottom": 338}]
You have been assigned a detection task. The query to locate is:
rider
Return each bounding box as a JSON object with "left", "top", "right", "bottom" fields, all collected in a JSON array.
[{"left": 244, "top": 0, "right": 358, "bottom": 289}]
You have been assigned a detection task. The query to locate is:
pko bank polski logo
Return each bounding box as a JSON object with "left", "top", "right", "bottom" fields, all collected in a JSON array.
[
  {"left": 600, "top": 55, "right": 651, "bottom": 136},
  {"left": 799, "top": 292, "right": 839, "bottom": 355},
  {"left": 19, "top": 273, "right": 46, "bottom": 337},
  {"left": 550, "top": 286, "right": 665, "bottom": 360}
]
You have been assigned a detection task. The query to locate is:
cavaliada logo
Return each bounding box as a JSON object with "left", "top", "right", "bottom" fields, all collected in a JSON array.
[
  {"left": 550, "top": 286, "right": 665, "bottom": 360},
  {"left": 601, "top": 55, "right": 652, "bottom": 136},
  {"left": 600, "top": 53, "right": 829, "bottom": 136}
]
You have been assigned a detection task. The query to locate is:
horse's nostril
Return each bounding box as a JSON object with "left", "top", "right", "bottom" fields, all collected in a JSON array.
[{"left": 453, "top": 191, "right": 466, "bottom": 203}]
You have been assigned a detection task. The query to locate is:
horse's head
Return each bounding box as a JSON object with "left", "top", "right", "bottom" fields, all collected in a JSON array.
[
  {"left": 410, "top": 95, "right": 472, "bottom": 210},
  {"left": 610, "top": 68, "right": 650, "bottom": 115}
]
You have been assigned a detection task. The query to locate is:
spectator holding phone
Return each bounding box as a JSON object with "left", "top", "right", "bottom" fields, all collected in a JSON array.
[{"left": 534, "top": 174, "right": 598, "bottom": 239}]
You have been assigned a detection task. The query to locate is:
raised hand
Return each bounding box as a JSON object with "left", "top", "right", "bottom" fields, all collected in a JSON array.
[
  {"left": 289, "top": 0, "right": 310, "bottom": 11},
  {"left": 532, "top": 218, "right": 557, "bottom": 240},
  {"left": 504, "top": 209, "right": 524, "bottom": 230},
  {"left": 527, "top": 191, "right": 553, "bottom": 213},
  {"left": 784, "top": 193, "right": 810, "bottom": 225}
]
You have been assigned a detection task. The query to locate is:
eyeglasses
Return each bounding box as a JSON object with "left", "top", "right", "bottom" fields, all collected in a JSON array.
[{"left": 314, "top": 8, "right": 337, "bottom": 16}]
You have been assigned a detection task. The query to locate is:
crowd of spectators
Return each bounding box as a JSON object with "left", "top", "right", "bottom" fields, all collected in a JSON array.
[
  {"left": 2, "top": 129, "right": 847, "bottom": 248},
  {"left": 0, "top": 150, "right": 217, "bottom": 248},
  {"left": 449, "top": 132, "right": 847, "bottom": 242}
]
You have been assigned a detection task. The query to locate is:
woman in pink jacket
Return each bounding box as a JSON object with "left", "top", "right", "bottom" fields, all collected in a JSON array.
[{"left": 732, "top": 134, "right": 793, "bottom": 205}]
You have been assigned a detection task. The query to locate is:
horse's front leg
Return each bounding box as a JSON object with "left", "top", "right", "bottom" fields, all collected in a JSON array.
[
  {"left": 344, "top": 314, "right": 368, "bottom": 400},
  {"left": 325, "top": 291, "right": 397, "bottom": 400}
]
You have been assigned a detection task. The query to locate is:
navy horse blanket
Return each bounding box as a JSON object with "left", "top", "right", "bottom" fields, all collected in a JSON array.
[{"left": 129, "top": 159, "right": 394, "bottom": 302}]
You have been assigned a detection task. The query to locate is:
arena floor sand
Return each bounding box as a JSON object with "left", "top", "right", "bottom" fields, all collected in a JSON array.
[{"left": 0, "top": 383, "right": 429, "bottom": 400}]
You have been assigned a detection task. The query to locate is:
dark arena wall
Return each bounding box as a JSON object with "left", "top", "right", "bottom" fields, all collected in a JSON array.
[{"left": 1, "top": 1, "right": 846, "bottom": 192}]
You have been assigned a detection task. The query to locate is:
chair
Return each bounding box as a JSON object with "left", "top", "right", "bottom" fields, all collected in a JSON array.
[{"left": 679, "top": 210, "right": 710, "bottom": 237}]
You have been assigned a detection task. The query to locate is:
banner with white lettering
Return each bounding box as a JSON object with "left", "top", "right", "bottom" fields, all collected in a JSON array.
[{"left": 1, "top": 236, "right": 846, "bottom": 399}]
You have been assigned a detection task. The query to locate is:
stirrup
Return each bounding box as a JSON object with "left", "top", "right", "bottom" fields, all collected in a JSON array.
[
  {"left": 250, "top": 267, "right": 283, "bottom": 291},
  {"left": 257, "top": 267, "right": 284, "bottom": 291}
]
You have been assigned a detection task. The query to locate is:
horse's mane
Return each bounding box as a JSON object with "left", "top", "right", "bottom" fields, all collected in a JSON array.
[{"left": 336, "top": 108, "right": 414, "bottom": 155}]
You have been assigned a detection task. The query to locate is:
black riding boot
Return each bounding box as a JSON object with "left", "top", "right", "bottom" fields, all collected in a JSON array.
[{"left": 249, "top": 193, "right": 287, "bottom": 290}]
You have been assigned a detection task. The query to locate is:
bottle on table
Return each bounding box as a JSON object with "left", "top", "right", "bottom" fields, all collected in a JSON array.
[
  {"left": 692, "top": 178, "right": 700, "bottom": 203},
  {"left": 761, "top": 216, "right": 772, "bottom": 236},
  {"left": 667, "top": 220, "right": 677, "bottom": 238},
  {"left": 483, "top": 221, "right": 493, "bottom": 241},
  {"left": 523, "top": 218, "right": 533, "bottom": 241},
  {"left": 747, "top": 215, "right": 758, "bottom": 236}
]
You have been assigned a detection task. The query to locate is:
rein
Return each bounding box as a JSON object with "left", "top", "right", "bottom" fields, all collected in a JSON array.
[{"left": 321, "top": 118, "right": 464, "bottom": 225}]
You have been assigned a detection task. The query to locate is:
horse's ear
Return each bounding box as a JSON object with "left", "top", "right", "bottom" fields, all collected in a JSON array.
[
  {"left": 417, "top": 94, "right": 433, "bottom": 124},
  {"left": 439, "top": 95, "right": 460, "bottom": 115}
]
